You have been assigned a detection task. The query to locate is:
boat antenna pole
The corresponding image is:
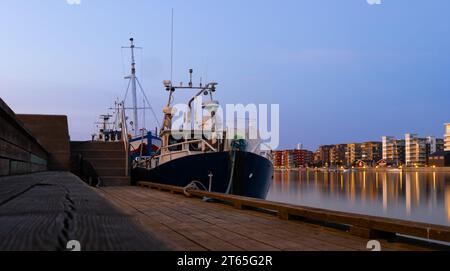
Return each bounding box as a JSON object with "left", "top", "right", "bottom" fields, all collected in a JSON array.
[{"left": 171, "top": 8, "right": 174, "bottom": 83}]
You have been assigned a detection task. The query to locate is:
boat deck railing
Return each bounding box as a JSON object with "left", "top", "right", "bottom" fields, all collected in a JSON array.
[
  {"left": 134, "top": 138, "right": 218, "bottom": 169},
  {"left": 160, "top": 139, "right": 217, "bottom": 153}
]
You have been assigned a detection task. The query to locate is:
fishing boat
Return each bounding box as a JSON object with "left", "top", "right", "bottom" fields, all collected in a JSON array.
[
  {"left": 132, "top": 68, "right": 274, "bottom": 199},
  {"left": 92, "top": 38, "right": 162, "bottom": 153},
  {"left": 93, "top": 38, "right": 273, "bottom": 199}
]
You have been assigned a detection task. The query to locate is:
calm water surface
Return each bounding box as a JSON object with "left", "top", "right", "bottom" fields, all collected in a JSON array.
[{"left": 267, "top": 170, "right": 450, "bottom": 226}]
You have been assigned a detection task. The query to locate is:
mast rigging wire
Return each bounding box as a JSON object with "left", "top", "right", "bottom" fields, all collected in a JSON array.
[
  {"left": 136, "top": 78, "right": 161, "bottom": 127},
  {"left": 123, "top": 78, "right": 132, "bottom": 103}
]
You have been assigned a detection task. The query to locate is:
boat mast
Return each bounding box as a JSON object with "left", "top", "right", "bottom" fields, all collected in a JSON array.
[
  {"left": 123, "top": 38, "right": 139, "bottom": 136},
  {"left": 130, "top": 38, "right": 139, "bottom": 136},
  {"left": 122, "top": 38, "right": 160, "bottom": 136}
]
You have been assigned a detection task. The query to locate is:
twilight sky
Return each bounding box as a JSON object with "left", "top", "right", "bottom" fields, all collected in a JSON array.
[{"left": 1, "top": 0, "right": 449, "bottom": 150}]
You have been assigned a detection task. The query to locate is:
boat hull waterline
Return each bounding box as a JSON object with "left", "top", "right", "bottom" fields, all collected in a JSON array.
[{"left": 132, "top": 151, "right": 274, "bottom": 199}]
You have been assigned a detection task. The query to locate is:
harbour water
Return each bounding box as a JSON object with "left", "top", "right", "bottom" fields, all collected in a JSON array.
[{"left": 267, "top": 170, "right": 450, "bottom": 226}]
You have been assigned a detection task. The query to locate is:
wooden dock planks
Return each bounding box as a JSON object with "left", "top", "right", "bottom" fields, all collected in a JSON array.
[
  {"left": 0, "top": 172, "right": 444, "bottom": 251},
  {"left": 99, "top": 185, "right": 440, "bottom": 251},
  {"left": 137, "top": 181, "right": 450, "bottom": 244},
  {"left": 0, "top": 172, "right": 166, "bottom": 251}
]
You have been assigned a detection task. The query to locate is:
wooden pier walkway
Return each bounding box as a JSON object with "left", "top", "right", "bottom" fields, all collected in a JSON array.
[
  {"left": 98, "top": 185, "right": 443, "bottom": 251},
  {"left": 0, "top": 172, "right": 447, "bottom": 251},
  {"left": 0, "top": 172, "right": 166, "bottom": 251}
]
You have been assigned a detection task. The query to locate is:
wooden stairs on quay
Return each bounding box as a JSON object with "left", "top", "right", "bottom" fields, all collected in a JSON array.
[{"left": 70, "top": 141, "right": 130, "bottom": 187}]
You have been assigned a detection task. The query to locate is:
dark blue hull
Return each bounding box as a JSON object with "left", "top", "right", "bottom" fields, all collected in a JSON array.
[{"left": 131, "top": 151, "right": 273, "bottom": 199}]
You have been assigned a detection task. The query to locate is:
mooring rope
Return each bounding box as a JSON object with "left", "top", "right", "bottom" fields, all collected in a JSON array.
[{"left": 183, "top": 180, "right": 208, "bottom": 197}]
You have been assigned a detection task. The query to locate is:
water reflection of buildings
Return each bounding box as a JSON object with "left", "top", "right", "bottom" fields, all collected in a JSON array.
[
  {"left": 271, "top": 171, "right": 450, "bottom": 224},
  {"left": 446, "top": 176, "right": 450, "bottom": 222}
]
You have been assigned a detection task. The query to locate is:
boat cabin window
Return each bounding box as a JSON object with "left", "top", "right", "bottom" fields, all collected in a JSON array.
[{"left": 168, "top": 135, "right": 183, "bottom": 151}]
